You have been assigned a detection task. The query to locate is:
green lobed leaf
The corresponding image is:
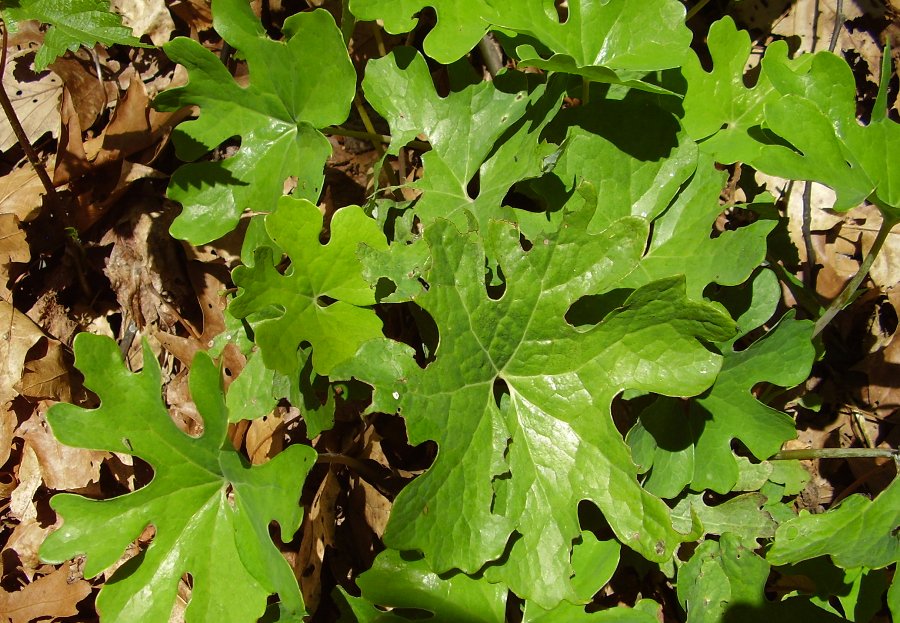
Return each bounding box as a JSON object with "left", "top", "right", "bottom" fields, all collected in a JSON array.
[
  {"left": 670, "top": 493, "right": 778, "bottom": 544},
  {"left": 154, "top": 3, "right": 355, "bottom": 243},
  {"left": 756, "top": 49, "right": 900, "bottom": 215},
  {"left": 486, "top": 0, "right": 691, "bottom": 73},
  {"left": 363, "top": 47, "right": 564, "bottom": 233},
  {"left": 334, "top": 203, "right": 735, "bottom": 608},
  {"left": 337, "top": 549, "right": 507, "bottom": 623},
  {"left": 2, "top": 0, "right": 148, "bottom": 71},
  {"left": 621, "top": 156, "right": 776, "bottom": 298},
  {"left": 680, "top": 17, "right": 802, "bottom": 163},
  {"left": 348, "top": 0, "right": 497, "bottom": 64},
  {"left": 630, "top": 313, "right": 815, "bottom": 496},
  {"left": 677, "top": 533, "right": 844, "bottom": 623},
  {"left": 228, "top": 197, "right": 388, "bottom": 377},
  {"left": 546, "top": 93, "right": 698, "bottom": 231},
  {"left": 225, "top": 349, "right": 277, "bottom": 422},
  {"left": 39, "top": 333, "right": 316, "bottom": 623},
  {"left": 523, "top": 599, "right": 660, "bottom": 623},
  {"left": 767, "top": 475, "right": 900, "bottom": 570}
]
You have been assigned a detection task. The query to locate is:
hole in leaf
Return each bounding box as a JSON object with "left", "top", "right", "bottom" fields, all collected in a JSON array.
[
  {"left": 554, "top": 0, "right": 569, "bottom": 23},
  {"left": 577, "top": 501, "right": 613, "bottom": 540},
  {"left": 316, "top": 295, "right": 336, "bottom": 308},
  {"left": 565, "top": 289, "right": 631, "bottom": 328},
  {"left": 486, "top": 262, "right": 506, "bottom": 300},
  {"left": 374, "top": 277, "right": 397, "bottom": 301},
  {"left": 466, "top": 168, "right": 481, "bottom": 200},
  {"left": 225, "top": 484, "right": 236, "bottom": 509},
  {"left": 492, "top": 377, "right": 510, "bottom": 410}
]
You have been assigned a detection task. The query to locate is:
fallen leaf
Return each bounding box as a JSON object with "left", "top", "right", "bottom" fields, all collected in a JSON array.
[
  {"left": 112, "top": 0, "right": 176, "bottom": 45},
  {"left": 19, "top": 405, "right": 105, "bottom": 491},
  {"left": 0, "top": 48, "right": 62, "bottom": 152},
  {"left": 16, "top": 337, "right": 78, "bottom": 402},
  {"left": 0, "top": 566, "right": 92, "bottom": 623},
  {"left": 1, "top": 517, "right": 52, "bottom": 578},
  {"left": 9, "top": 443, "right": 41, "bottom": 522},
  {"left": 167, "top": 0, "right": 214, "bottom": 33},
  {"left": 0, "top": 214, "right": 29, "bottom": 298},
  {"left": 0, "top": 164, "right": 47, "bottom": 222},
  {"left": 295, "top": 469, "right": 340, "bottom": 615},
  {"left": 245, "top": 411, "right": 284, "bottom": 465},
  {"left": 1, "top": 300, "right": 44, "bottom": 410},
  {"left": 50, "top": 55, "right": 108, "bottom": 131}
]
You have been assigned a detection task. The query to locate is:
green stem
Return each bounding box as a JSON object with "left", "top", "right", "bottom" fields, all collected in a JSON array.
[
  {"left": 772, "top": 448, "right": 898, "bottom": 461},
  {"left": 812, "top": 210, "right": 897, "bottom": 338}
]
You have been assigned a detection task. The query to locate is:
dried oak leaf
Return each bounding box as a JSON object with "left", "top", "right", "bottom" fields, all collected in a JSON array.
[
  {"left": 0, "top": 566, "right": 92, "bottom": 623},
  {"left": 0, "top": 49, "right": 62, "bottom": 152}
]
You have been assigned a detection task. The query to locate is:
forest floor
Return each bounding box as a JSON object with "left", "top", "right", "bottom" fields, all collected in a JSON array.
[{"left": 1, "top": 1, "right": 899, "bottom": 621}]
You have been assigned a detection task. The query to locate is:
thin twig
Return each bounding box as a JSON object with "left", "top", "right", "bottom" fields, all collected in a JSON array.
[
  {"left": 0, "top": 21, "right": 59, "bottom": 203},
  {"left": 772, "top": 447, "right": 898, "bottom": 461},
  {"left": 813, "top": 211, "right": 897, "bottom": 338},
  {"left": 801, "top": 181, "right": 818, "bottom": 288},
  {"left": 829, "top": 0, "right": 844, "bottom": 53},
  {"left": 685, "top": 0, "right": 712, "bottom": 21}
]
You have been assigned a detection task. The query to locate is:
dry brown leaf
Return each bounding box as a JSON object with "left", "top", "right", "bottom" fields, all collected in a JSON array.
[
  {"left": 18, "top": 405, "right": 105, "bottom": 490},
  {"left": 2, "top": 518, "right": 52, "bottom": 578},
  {"left": 9, "top": 443, "right": 40, "bottom": 522},
  {"left": 295, "top": 469, "right": 340, "bottom": 615},
  {"left": 112, "top": 0, "right": 176, "bottom": 45},
  {"left": 0, "top": 164, "right": 47, "bottom": 222},
  {"left": 83, "top": 76, "right": 188, "bottom": 170},
  {"left": 15, "top": 338, "right": 78, "bottom": 402},
  {"left": 168, "top": 0, "right": 213, "bottom": 33},
  {"left": 49, "top": 56, "right": 108, "bottom": 131},
  {"left": 0, "top": 214, "right": 29, "bottom": 299},
  {"left": 1, "top": 301, "right": 44, "bottom": 415},
  {"left": 101, "top": 203, "right": 189, "bottom": 333},
  {"left": 0, "top": 49, "right": 62, "bottom": 152},
  {"left": 0, "top": 566, "right": 93, "bottom": 623},
  {"left": 246, "top": 411, "right": 284, "bottom": 465}
]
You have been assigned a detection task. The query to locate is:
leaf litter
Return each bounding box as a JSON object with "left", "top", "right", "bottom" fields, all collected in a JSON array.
[{"left": 0, "top": 1, "right": 898, "bottom": 621}]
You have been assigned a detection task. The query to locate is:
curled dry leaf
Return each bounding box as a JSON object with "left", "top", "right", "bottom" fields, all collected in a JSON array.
[
  {"left": 18, "top": 405, "right": 105, "bottom": 491},
  {"left": 111, "top": 0, "right": 176, "bottom": 46},
  {"left": 0, "top": 565, "right": 93, "bottom": 623},
  {"left": 295, "top": 469, "right": 341, "bottom": 615},
  {"left": 0, "top": 164, "right": 48, "bottom": 222},
  {"left": 0, "top": 302, "right": 44, "bottom": 461},
  {"left": 2, "top": 517, "right": 52, "bottom": 578},
  {"left": 9, "top": 443, "right": 41, "bottom": 522},
  {"left": 0, "top": 48, "right": 62, "bottom": 152},
  {"left": 15, "top": 338, "right": 79, "bottom": 402}
]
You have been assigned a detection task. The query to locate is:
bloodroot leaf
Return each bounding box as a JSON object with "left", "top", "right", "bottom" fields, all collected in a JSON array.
[
  {"left": 155, "top": 1, "right": 355, "bottom": 243},
  {"left": 768, "top": 476, "right": 900, "bottom": 570},
  {"left": 39, "top": 333, "right": 316, "bottom": 623},
  {"left": 229, "top": 197, "right": 388, "bottom": 377},
  {"left": 334, "top": 204, "right": 735, "bottom": 608}
]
